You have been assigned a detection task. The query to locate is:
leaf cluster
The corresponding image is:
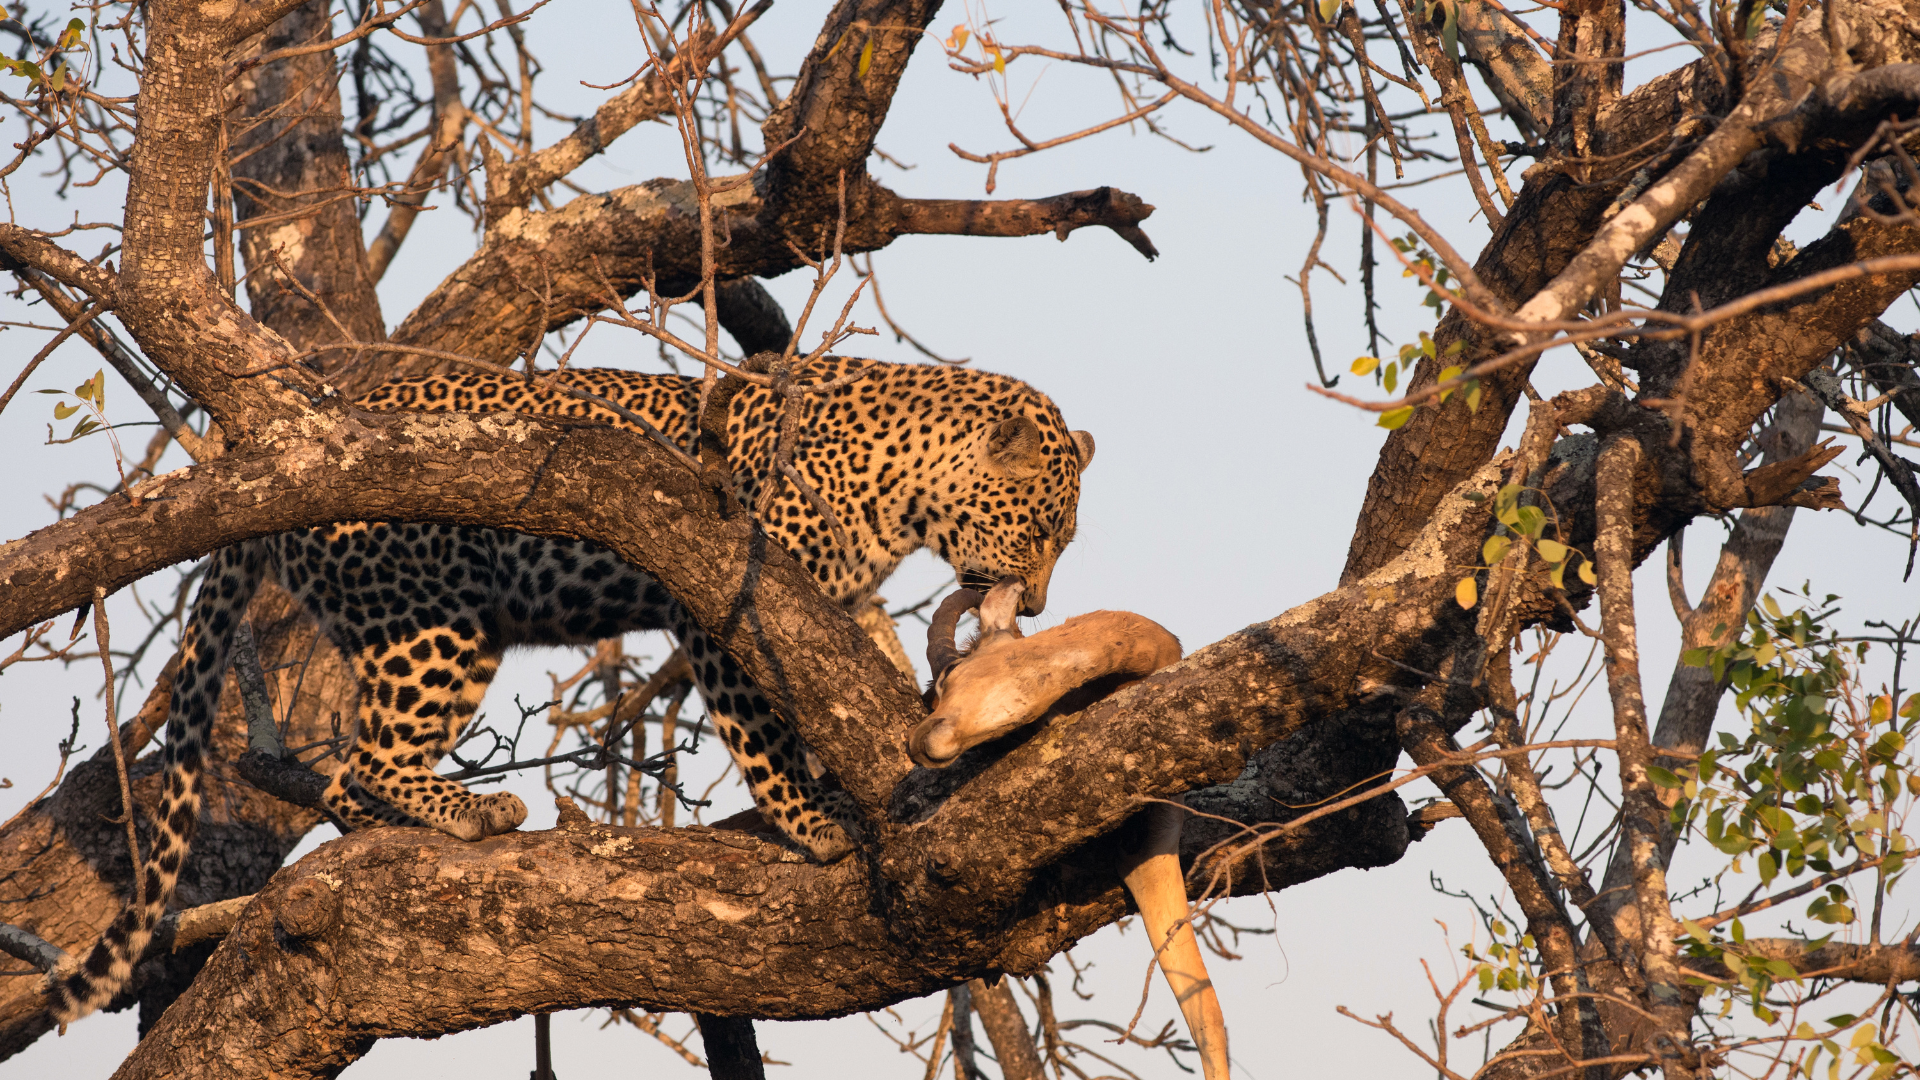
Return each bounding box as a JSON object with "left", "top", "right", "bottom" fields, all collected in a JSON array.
[
  {"left": 1452, "top": 484, "right": 1595, "bottom": 609},
  {"left": 36, "top": 367, "right": 109, "bottom": 442}
]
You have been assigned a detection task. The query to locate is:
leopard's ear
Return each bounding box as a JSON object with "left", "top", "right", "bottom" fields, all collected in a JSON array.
[
  {"left": 1071, "top": 430, "right": 1095, "bottom": 470},
  {"left": 983, "top": 415, "right": 1046, "bottom": 478}
]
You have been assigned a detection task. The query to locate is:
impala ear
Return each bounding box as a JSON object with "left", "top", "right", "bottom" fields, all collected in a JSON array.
[
  {"left": 1071, "top": 430, "right": 1095, "bottom": 470},
  {"left": 984, "top": 415, "right": 1046, "bottom": 478}
]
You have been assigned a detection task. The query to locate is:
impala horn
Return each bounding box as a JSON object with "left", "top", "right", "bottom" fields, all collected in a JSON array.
[{"left": 925, "top": 588, "right": 985, "bottom": 685}]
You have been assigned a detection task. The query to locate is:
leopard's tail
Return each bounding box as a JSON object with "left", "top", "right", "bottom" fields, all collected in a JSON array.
[{"left": 46, "top": 542, "right": 265, "bottom": 1023}]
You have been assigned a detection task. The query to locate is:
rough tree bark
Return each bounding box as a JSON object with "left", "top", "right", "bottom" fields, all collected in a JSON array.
[{"left": 3, "top": 0, "right": 1920, "bottom": 1073}]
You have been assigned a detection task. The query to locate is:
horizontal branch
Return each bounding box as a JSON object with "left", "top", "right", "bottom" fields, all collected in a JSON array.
[
  {"left": 0, "top": 226, "right": 119, "bottom": 299},
  {"left": 1683, "top": 939, "right": 1920, "bottom": 986},
  {"left": 386, "top": 176, "right": 1158, "bottom": 375},
  {"left": 115, "top": 780, "right": 1397, "bottom": 1080},
  {"left": 879, "top": 186, "right": 1159, "bottom": 260}
]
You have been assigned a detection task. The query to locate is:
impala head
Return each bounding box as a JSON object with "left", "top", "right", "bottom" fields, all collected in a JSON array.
[{"left": 911, "top": 580, "right": 1182, "bottom": 769}]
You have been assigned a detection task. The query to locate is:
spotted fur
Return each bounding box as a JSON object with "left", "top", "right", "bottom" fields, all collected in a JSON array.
[{"left": 47, "top": 358, "right": 1093, "bottom": 1022}]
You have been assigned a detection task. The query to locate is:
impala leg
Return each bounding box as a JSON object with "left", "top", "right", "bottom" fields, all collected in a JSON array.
[{"left": 1117, "top": 801, "right": 1230, "bottom": 1080}]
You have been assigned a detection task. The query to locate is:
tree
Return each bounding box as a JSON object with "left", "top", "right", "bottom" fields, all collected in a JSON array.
[{"left": 1, "top": 0, "right": 1919, "bottom": 1077}]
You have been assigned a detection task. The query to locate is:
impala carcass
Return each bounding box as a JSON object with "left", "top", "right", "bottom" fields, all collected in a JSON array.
[{"left": 913, "top": 578, "right": 1230, "bottom": 1080}]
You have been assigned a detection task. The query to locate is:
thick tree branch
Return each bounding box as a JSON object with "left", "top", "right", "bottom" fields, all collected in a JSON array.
[
  {"left": 759, "top": 0, "right": 941, "bottom": 234},
  {"left": 0, "top": 226, "right": 119, "bottom": 298},
  {"left": 1592, "top": 390, "right": 1822, "bottom": 940},
  {"left": 0, "top": 643, "right": 332, "bottom": 1057},
  {"left": 1595, "top": 435, "right": 1698, "bottom": 1078},
  {"left": 878, "top": 186, "right": 1158, "bottom": 260},
  {"left": 1457, "top": 1, "right": 1552, "bottom": 139},
  {"left": 104, "top": 0, "right": 333, "bottom": 433},
  {"left": 1336, "top": 0, "right": 1920, "bottom": 583},
  {"left": 383, "top": 176, "right": 1155, "bottom": 379},
  {"left": 230, "top": 0, "right": 387, "bottom": 356}
]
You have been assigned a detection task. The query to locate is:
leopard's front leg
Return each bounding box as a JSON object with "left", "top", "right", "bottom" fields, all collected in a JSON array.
[{"left": 678, "top": 621, "right": 857, "bottom": 862}]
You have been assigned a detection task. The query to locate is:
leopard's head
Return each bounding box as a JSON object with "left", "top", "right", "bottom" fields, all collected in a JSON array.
[{"left": 936, "top": 412, "right": 1094, "bottom": 618}]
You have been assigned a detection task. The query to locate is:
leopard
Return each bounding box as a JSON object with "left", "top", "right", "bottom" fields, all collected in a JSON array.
[{"left": 46, "top": 356, "right": 1095, "bottom": 1023}]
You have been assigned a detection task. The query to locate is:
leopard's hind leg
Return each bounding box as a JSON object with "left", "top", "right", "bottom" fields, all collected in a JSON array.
[{"left": 322, "top": 624, "right": 525, "bottom": 840}]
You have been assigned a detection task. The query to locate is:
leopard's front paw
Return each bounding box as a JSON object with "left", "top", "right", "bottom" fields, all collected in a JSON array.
[
  {"left": 444, "top": 793, "right": 528, "bottom": 840},
  {"left": 803, "top": 819, "right": 856, "bottom": 862}
]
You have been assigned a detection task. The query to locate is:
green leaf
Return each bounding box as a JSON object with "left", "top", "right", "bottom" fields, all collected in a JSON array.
[
  {"left": 1441, "top": 0, "right": 1460, "bottom": 60},
  {"left": 33, "top": 388, "right": 65, "bottom": 394},
  {"left": 1318, "top": 0, "right": 1342, "bottom": 19},
  {"left": 857, "top": 36, "right": 874, "bottom": 77},
  {"left": 1482, "top": 535, "right": 1511, "bottom": 565},
  {"left": 1811, "top": 901, "right": 1854, "bottom": 924},
  {"left": 1465, "top": 380, "right": 1482, "bottom": 414},
  {"left": 1378, "top": 405, "right": 1415, "bottom": 429},
  {"left": 1682, "top": 647, "right": 1714, "bottom": 667},
  {"left": 1535, "top": 538, "right": 1568, "bottom": 563},
  {"left": 1350, "top": 355, "right": 1380, "bottom": 376},
  {"left": 1383, "top": 362, "right": 1399, "bottom": 394},
  {"left": 1549, "top": 559, "right": 1567, "bottom": 590},
  {"left": 1436, "top": 365, "right": 1464, "bottom": 403},
  {"left": 1577, "top": 557, "right": 1596, "bottom": 586},
  {"left": 1513, "top": 505, "right": 1546, "bottom": 537},
  {"left": 52, "top": 401, "right": 77, "bottom": 420},
  {"left": 1648, "top": 766, "right": 1683, "bottom": 789}
]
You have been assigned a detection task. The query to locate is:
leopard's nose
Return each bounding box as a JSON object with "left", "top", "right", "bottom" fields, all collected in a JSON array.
[{"left": 1018, "top": 580, "right": 1046, "bottom": 617}]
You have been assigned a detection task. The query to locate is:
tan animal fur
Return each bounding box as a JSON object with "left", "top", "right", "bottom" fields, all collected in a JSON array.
[{"left": 916, "top": 579, "right": 1229, "bottom": 1080}]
